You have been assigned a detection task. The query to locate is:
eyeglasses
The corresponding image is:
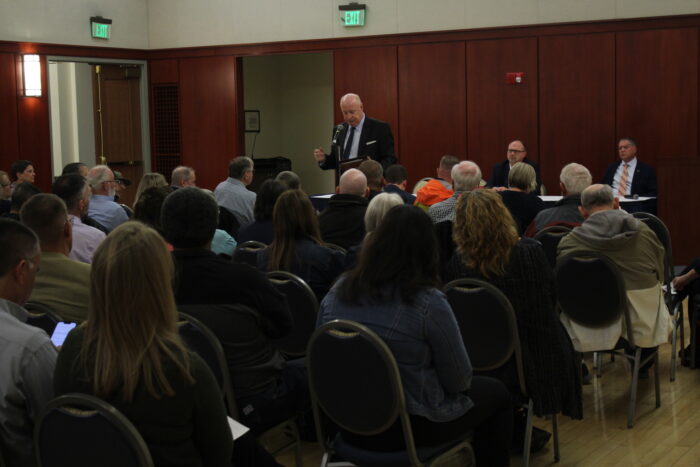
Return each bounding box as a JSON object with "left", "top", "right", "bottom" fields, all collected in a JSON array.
[
  {"left": 507, "top": 149, "right": 526, "bottom": 153},
  {"left": 618, "top": 145, "right": 633, "bottom": 151}
]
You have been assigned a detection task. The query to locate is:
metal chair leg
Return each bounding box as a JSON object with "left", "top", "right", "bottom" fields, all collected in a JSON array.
[
  {"left": 522, "top": 400, "right": 534, "bottom": 467},
  {"left": 627, "top": 347, "right": 641, "bottom": 428},
  {"left": 551, "top": 413, "right": 560, "bottom": 462},
  {"left": 654, "top": 352, "right": 661, "bottom": 408},
  {"left": 671, "top": 300, "right": 680, "bottom": 382}
]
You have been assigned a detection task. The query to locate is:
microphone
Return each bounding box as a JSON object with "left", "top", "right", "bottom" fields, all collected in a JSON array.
[{"left": 332, "top": 124, "right": 344, "bottom": 144}]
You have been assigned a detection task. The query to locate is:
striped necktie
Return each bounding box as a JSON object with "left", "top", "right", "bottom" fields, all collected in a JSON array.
[{"left": 617, "top": 163, "right": 629, "bottom": 197}]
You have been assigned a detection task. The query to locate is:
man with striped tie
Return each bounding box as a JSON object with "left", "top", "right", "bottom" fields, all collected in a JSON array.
[{"left": 601, "top": 137, "right": 657, "bottom": 197}]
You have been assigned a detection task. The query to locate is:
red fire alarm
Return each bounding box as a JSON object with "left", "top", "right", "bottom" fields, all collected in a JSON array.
[{"left": 505, "top": 72, "right": 525, "bottom": 84}]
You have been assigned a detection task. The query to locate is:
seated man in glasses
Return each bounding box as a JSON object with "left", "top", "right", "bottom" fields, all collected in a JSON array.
[{"left": 487, "top": 140, "right": 542, "bottom": 194}]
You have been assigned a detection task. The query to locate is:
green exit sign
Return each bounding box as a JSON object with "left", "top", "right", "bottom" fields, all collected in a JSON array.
[
  {"left": 90, "top": 16, "right": 112, "bottom": 40},
  {"left": 339, "top": 3, "right": 366, "bottom": 27}
]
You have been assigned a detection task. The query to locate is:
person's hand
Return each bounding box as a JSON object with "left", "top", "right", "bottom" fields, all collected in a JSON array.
[
  {"left": 673, "top": 274, "right": 691, "bottom": 291},
  {"left": 313, "top": 148, "right": 326, "bottom": 162}
]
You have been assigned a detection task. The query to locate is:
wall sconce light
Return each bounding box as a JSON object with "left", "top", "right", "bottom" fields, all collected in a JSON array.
[{"left": 22, "top": 54, "right": 42, "bottom": 97}]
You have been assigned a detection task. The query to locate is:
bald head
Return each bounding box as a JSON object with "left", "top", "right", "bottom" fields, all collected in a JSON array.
[
  {"left": 338, "top": 169, "right": 368, "bottom": 197},
  {"left": 451, "top": 161, "right": 482, "bottom": 192},
  {"left": 579, "top": 184, "right": 619, "bottom": 219}
]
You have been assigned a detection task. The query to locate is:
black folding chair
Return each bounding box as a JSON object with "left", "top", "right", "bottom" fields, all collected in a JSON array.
[
  {"left": 267, "top": 271, "right": 319, "bottom": 357},
  {"left": 533, "top": 225, "right": 572, "bottom": 269},
  {"left": 24, "top": 302, "right": 63, "bottom": 335},
  {"left": 34, "top": 393, "right": 153, "bottom": 467},
  {"left": 556, "top": 253, "right": 661, "bottom": 428},
  {"left": 219, "top": 205, "right": 241, "bottom": 238},
  {"left": 177, "top": 307, "right": 302, "bottom": 466},
  {"left": 308, "top": 320, "right": 473, "bottom": 467},
  {"left": 233, "top": 240, "right": 267, "bottom": 267},
  {"left": 443, "top": 278, "right": 559, "bottom": 466}
]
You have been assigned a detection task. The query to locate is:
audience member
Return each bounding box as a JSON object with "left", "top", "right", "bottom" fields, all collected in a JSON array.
[
  {"left": 133, "top": 186, "right": 172, "bottom": 236},
  {"left": 161, "top": 187, "right": 305, "bottom": 441},
  {"left": 61, "top": 162, "right": 89, "bottom": 178},
  {"left": 214, "top": 156, "right": 256, "bottom": 226},
  {"left": 498, "top": 162, "right": 544, "bottom": 234},
  {"left": 87, "top": 165, "right": 128, "bottom": 232},
  {"left": 364, "top": 192, "right": 403, "bottom": 234},
  {"left": 20, "top": 194, "right": 90, "bottom": 323},
  {"left": 275, "top": 170, "right": 301, "bottom": 190},
  {"left": 52, "top": 174, "right": 106, "bottom": 264},
  {"left": 259, "top": 189, "right": 345, "bottom": 300},
  {"left": 133, "top": 172, "right": 168, "bottom": 207},
  {"left": 557, "top": 184, "right": 670, "bottom": 372},
  {"left": 0, "top": 170, "right": 13, "bottom": 215},
  {"left": 171, "top": 165, "right": 197, "bottom": 190},
  {"left": 112, "top": 171, "right": 132, "bottom": 205},
  {"left": 318, "top": 168, "right": 369, "bottom": 249},
  {"left": 672, "top": 259, "right": 700, "bottom": 366},
  {"left": 382, "top": 164, "right": 416, "bottom": 204},
  {"left": 238, "top": 179, "right": 286, "bottom": 245},
  {"left": 2, "top": 182, "right": 41, "bottom": 221},
  {"left": 414, "top": 155, "right": 458, "bottom": 210},
  {"left": 358, "top": 159, "right": 384, "bottom": 200},
  {"left": 0, "top": 219, "right": 56, "bottom": 467},
  {"left": 525, "top": 162, "right": 592, "bottom": 236},
  {"left": 53, "top": 221, "right": 234, "bottom": 467},
  {"left": 10, "top": 160, "right": 36, "bottom": 191},
  {"left": 488, "top": 140, "right": 542, "bottom": 193},
  {"left": 445, "top": 189, "right": 582, "bottom": 451},
  {"left": 318, "top": 205, "right": 512, "bottom": 466},
  {"left": 428, "top": 160, "right": 481, "bottom": 224},
  {"left": 601, "top": 137, "right": 657, "bottom": 197}
]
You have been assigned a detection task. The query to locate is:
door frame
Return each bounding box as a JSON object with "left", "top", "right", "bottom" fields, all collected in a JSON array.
[{"left": 46, "top": 56, "right": 151, "bottom": 178}]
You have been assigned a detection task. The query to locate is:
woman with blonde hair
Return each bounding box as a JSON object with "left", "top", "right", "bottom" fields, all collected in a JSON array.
[
  {"left": 257, "top": 189, "right": 344, "bottom": 300},
  {"left": 54, "top": 222, "right": 233, "bottom": 466},
  {"left": 133, "top": 172, "right": 168, "bottom": 207},
  {"left": 498, "top": 161, "right": 544, "bottom": 234},
  {"left": 445, "top": 189, "right": 581, "bottom": 452}
]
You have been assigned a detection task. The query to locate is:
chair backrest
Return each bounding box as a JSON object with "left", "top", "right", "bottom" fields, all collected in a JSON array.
[
  {"left": 534, "top": 225, "right": 572, "bottom": 268},
  {"left": 218, "top": 205, "right": 241, "bottom": 238},
  {"left": 555, "top": 252, "right": 632, "bottom": 343},
  {"left": 177, "top": 311, "right": 239, "bottom": 418},
  {"left": 24, "top": 302, "right": 63, "bottom": 335},
  {"left": 34, "top": 393, "right": 154, "bottom": 467},
  {"left": 443, "top": 278, "right": 526, "bottom": 395},
  {"left": 232, "top": 240, "right": 267, "bottom": 267},
  {"left": 268, "top": 270, "right": 319, "bottom": 357},
  {"left": 631, "top": 211, "right": 673, "bottom": 285},
  {"left": 307, "top": 320, "right": 421, "bottom": 463}
]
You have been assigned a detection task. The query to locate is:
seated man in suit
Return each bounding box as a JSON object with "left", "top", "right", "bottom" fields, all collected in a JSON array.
[
  {"left": 313, "top": 93, "right": 396, "bottom": 172},
  {"left": 557, "top": 184, "right": 670, "bottom": 375},
  {"left": 488, "top": 140, "right": 542, "bottom": 193},
  {"left": 601, "top": 137, "right": 657, "bottom": 197}
]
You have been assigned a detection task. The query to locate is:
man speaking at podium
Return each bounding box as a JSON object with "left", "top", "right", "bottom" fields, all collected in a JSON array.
[{"left": 313, "top": 93, "right": 396, "bottom": 174}]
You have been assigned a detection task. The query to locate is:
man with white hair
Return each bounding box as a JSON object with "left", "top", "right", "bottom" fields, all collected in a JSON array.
[
  {"left": 525, "top": 162, "right": 592, "bottom": 236},
  {"left": 428, "top": 161, "right": 482, "bottom": 224},
  {"left": 86, "top": 165, "right": 128, "bottom": 232},
  {"left": 313, "top": 93, "right": 396, "bottom": 172},
  {"left": 557, "top": 184, "right": 670, "bottom": 370},
  {"left": 318, "top": 168, "right": 370, "bottom": 249},
  {"left": 171, "top": 165, "right": 197, "bottom": 190}
]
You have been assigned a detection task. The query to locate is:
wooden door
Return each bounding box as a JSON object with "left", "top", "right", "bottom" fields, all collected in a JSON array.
[{"left": 93, "top": 64, "right": 143, "bottom": 207}]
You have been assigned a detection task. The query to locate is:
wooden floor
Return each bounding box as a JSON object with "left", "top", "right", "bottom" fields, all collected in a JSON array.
[{"left": 277, "top": 307, "right": 700, "bottom": 467}]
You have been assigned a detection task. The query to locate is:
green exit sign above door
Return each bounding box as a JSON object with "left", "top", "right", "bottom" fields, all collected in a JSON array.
[
  {"left": 339, "top": 3, "right": 366, "bottom": 27},
  {"left": 90, "top": 16, "right": 112, "bottom": 39}
]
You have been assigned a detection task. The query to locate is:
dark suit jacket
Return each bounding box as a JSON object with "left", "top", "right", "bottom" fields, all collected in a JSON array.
[
  {"left": 601, "top": 159, "right": 657, "bottom": 196},
  {"left": 488, "top": 158, "right": 542, "bottom": 193},
  {"left": 319, "top": 116, "right": 396, "bottom": 171}
]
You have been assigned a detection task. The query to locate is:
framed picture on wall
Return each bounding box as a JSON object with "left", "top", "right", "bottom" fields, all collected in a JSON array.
[{"left": 245, "top": 110, "right": 261, "bottom": 133}]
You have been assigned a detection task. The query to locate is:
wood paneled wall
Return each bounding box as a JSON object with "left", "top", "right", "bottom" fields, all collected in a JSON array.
[{"left": 2, "top": 15, "right": 700, "bottom": 261}]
